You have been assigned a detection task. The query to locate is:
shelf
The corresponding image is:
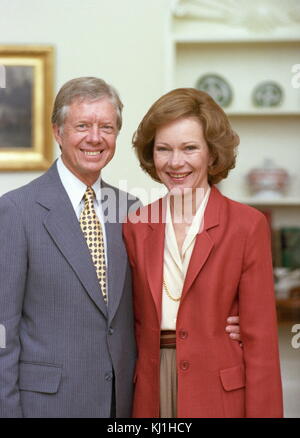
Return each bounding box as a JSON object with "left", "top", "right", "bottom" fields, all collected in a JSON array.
[
  {"left": 235, "top": 198, "right": 300, "bottom": 207},
  {"left": 172, "top": 41, "right": 300, "bottom": 111},
  {"left": 226, "top": 111, "right": 300, "bottom": 117},
  {"left": 172, "top": 36, "right": 300, "bottom": 45},
  {"left": 167, "top": 11, "right": 300, "bottom": 225},
  {"left": 166, "top": 9, "right": 300, "bottom": 241}
]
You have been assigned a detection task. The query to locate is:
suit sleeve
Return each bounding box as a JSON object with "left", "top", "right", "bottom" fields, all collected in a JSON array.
[
  {"left": 122, "top": 221, "right": 136, "bottom": 268},
  {"left": 238, "top": 213, "right": 283, "bottom": 418},
  {"left": 0, "top": 196, "right": 27, "bottom": 417}
]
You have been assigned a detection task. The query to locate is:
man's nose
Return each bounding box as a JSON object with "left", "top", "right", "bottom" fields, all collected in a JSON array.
[{"left": 86, "top": 125, "right": 102, "bottom": 144}]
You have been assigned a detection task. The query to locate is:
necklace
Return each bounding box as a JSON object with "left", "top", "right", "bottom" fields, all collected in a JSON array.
[{"left": 163, "top": 279, "right": 181, "bottom": 302}]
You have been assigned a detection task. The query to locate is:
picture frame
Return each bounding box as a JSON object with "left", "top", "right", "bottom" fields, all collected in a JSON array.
[{"left": 0, "top": 45, "right": 54, "bottom": 170}]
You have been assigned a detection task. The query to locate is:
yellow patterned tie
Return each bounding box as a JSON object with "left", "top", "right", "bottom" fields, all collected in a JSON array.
[{"left": 80, "top": 186, "right": 107, "bottom": 304}]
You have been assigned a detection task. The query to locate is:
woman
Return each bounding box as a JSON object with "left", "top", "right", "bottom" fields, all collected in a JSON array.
[{"left": 123, "top": 88, "right": 283, "bottom": 418}]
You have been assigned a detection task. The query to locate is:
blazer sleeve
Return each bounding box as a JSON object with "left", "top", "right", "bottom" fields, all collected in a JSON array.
[
  {"left": 238, "top": 213, "right": 283, "bottom": 418},
  {"left": 0, "top": 196, "right": 27, "bottom": 417}
]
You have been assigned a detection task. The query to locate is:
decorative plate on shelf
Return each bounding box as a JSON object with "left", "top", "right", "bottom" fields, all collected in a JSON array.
[
  {"left": 252, "top": 81, "right": 283, "bottom": 107},
  {"left": 195, "top": 74, "right": 233, "bottom": 107}
]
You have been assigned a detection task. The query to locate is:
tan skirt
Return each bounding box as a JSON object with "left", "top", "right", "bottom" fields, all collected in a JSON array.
[{"left": 159, "top": 331, "right": 178, "bottom": 418}]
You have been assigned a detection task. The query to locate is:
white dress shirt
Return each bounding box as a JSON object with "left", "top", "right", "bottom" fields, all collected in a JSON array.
[
  {"left": 56, "top": 157, "right": 108, "bottom": 267},
  {"left": 161, "top": 187, "right": 211, "bottom": 330}
]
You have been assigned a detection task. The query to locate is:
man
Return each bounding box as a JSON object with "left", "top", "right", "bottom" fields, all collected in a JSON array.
[
  {"left": 0, "top": 77, "right": 240, "bottom": 418},
  {"left": 0, "top": 77, "right": 139, "bottom": 417}
]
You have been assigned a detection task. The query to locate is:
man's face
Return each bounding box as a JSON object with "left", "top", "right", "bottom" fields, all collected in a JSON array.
[{"left": 53, "top": 98, "right": 118, "bottom": 186}]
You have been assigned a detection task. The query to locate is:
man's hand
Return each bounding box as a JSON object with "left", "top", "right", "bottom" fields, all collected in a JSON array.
[{"left": 226, "top": 316, "right": 241, "bottom": 343}]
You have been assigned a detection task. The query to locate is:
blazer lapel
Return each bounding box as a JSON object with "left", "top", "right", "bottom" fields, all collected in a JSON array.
[
  {"left": 144, "top": 198, "right": 167, "bottom": 323},
  {"left": 37, "top": 163, "right": 108, "bottom": 317},
  {"left": 181, "top": 186, "right": 222, "bottom": 300},
  {"left": 181, "top": 231, "right": 214, "bottom": 300}
]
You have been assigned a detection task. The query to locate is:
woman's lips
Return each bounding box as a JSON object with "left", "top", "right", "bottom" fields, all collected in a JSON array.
[{"left": 167, "top": 172, "right": 192, "bottom": 181}]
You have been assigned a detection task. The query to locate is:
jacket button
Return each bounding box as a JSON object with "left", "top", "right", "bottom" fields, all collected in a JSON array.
[
  {"left": 179, "top": 330, "right": 188, "bottom": 339},
  {"left": 180, "top": 360, "right": 190, "bottom": 371},
  {"left": 108, "top": 327, "right": 114, "bottom": 335}
]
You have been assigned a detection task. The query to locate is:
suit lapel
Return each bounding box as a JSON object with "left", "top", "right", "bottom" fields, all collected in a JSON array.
[
  {"left": 101, "top": 180, "right": 132, "bottom": 323},
  {"left": 37, "top": 163, "right": 108, "bottom": 317}
]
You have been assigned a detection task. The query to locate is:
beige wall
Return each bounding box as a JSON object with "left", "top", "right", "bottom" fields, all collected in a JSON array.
[{"left": 0, "top": 0, "right": 168, "bottom": 201}]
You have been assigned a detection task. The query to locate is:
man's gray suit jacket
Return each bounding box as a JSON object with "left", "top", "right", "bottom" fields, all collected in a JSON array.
[{"left": 0, "top": 162, "right": 138, "bottom": 418}]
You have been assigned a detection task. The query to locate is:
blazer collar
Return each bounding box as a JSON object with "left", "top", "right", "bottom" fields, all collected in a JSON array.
[
  {"left": 145, "top": 185, "right": 222, "bottom": 229},
  {"left": 144, "top": 185, "right": 224, "bottom": 319}
]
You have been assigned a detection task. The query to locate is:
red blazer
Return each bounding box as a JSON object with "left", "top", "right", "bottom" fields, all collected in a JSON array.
[{"left": 123, "top": 186, "right": 283, "bottom": 418}]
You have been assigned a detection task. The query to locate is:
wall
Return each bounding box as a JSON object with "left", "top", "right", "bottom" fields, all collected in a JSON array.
[{"left": 0, "top": 0, "right": 169, "bottom": 202}]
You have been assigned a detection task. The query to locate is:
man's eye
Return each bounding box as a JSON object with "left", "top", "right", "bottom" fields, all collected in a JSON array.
[
  {"left": 101, "top": 125, "right": 114, "bottom": 133},
  {"left": 77, "top": 124, "right": 88, "bottom": 130}
]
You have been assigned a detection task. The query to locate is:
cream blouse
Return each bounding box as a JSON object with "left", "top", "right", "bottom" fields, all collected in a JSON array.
[{"left": 161, "top": 187, "right": 211, "bottom": 330}]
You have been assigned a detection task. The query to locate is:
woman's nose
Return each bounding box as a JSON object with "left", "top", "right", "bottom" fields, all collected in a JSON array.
[{"left": 168, "top": 150, "right": 185, "bottom": 168}]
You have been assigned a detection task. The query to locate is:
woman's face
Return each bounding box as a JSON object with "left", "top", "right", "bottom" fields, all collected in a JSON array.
[{"left": 153, "top": 117, "right": 212, "bottom": 192}]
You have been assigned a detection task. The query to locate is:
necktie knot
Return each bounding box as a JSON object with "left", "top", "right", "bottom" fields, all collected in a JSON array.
[{"left": 83, "top": 186, "right": 95, "bottom": 206}]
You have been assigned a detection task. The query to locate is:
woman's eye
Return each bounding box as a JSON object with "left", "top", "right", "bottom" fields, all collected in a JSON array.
[
  {"left": 185, "top": 145, "right": 197, "bottom": 151},
  {"left": 155, "top": 146, "right": 169, "bottom": 152}
]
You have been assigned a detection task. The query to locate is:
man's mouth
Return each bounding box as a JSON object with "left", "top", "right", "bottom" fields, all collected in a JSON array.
[{"left": 81, "top": 149, "right": 104, "bottom": 156}]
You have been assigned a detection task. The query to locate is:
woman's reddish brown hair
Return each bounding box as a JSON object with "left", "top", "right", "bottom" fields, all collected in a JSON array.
[{"left": 132, "top": 88, "right": 239, "bottom": 184}]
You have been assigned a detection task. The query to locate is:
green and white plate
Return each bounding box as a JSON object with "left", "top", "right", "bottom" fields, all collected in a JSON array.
[
  {"left": 252, "top": 81, "right": 283, "bottom": 107},
  {"left": 195, "top": 73, "right": 233, "bottom": 108}
]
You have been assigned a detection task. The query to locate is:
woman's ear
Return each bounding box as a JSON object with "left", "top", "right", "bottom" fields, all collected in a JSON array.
[{"left": 208, "top": 152, "right": 215, "bottom": 169}]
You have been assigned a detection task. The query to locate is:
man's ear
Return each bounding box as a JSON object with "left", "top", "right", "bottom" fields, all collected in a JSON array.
[{"left": 52, "top": 124, "right": 63, "bottom": 146}]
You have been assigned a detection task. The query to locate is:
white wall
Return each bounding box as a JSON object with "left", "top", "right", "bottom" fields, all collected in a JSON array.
[
  {"left": 0, "top": 0, "right": 169, "bottom": 202},
  {"left": 1, "top": 0, "right": 299, "bottom": 208}
]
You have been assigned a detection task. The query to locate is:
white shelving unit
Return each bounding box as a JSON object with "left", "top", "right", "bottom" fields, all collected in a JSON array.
[
  {"left": 236, "top": 198, "right": 300, "bottom": 207},
  {"left": 165, "top": 1, "right": 300, "bottom": 230}
]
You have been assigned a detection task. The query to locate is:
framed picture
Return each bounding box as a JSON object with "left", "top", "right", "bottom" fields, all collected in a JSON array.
[{"left": 0, "top": 45, "right": 54, "bottom": 170}]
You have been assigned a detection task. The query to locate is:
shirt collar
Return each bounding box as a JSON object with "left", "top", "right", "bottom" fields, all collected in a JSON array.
[
  {"left": 166, "top": 186, "right": 211, "bottom": 257},
  {"left": 56, "top": 157, "right": 102, "bottom": 211},
  {"left": 187, "top": 186, "right": 211, "bottom": 237}
]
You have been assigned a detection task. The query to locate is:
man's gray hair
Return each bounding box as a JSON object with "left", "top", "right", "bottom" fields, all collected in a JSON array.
[{"left": 51, "top": 77, "right": 123, "bottom": 131}]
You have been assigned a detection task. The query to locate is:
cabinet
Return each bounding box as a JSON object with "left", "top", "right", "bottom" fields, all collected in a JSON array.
[{"left": 166, "top": 0, "right": 300, "bottom": 310}]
